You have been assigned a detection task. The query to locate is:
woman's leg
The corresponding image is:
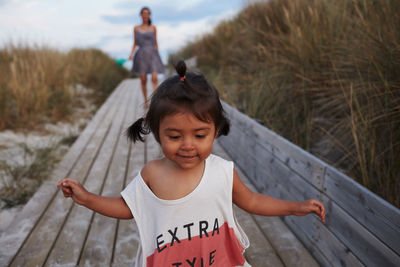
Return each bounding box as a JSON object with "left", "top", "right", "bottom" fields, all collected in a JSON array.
[
  {"left": 151, "top": 72, "right": 158, "bottom": 92},
  {"left": 140, "top": 74, "right": 148, "bottom": 108}
]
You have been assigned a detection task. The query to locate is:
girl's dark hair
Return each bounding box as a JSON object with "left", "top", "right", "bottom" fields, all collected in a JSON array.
[
  {"left": 140, "top": 7, "right": 151, "bottom": 25},
  {"left": 127, "top": 60, "right": 230, "bottom": 143}
]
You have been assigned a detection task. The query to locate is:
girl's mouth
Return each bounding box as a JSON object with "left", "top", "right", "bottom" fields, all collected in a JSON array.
[{"left": 178, "top": 154, "right": 197, "bottom": 159}]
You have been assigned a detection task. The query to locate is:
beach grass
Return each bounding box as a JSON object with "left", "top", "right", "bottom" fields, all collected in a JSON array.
[
  {"left": 170, "top": 0, "right": 400, "bottom": 207},
  {"left": 0, "top": 43, "right": 129, "bottom": 208},
  {"left": 0, "top": 44, "right": 129, "bottom": 130}
]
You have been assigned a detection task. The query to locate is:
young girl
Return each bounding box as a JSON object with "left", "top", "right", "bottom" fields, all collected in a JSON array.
[
  {"left": 129, "top": 6, "right": 164, "bottom": 109},
  {"left": 58, "top": 60, "right": 326, "bottom": 267}
]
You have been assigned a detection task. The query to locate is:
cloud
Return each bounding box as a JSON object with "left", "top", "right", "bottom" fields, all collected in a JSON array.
[
  {"left": 0, "top": 0, "right": 244, "bottom": 64},
  {"left": 101, "top": 0, "right": 244, "bottom": 25},
  {"left": 0, "top": 0, "right": 11, "bottom": 7}
]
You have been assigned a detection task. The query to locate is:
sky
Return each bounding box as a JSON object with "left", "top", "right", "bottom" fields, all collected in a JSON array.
[{"left": 0, "top": 0, "right": 248, "bottom": 64}]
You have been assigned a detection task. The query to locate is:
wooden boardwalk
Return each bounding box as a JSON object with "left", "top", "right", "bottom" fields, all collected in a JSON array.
[{"left": 0, "top": 79, "right": 318, "bottom": 266}]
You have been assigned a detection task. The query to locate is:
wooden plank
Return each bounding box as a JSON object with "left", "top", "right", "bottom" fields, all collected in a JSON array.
[
  {"left": 27, "top": 84, "right": 128, "bottom": 267},
  {"left": 213, "top": 141, "right": 319, "bottom": 266},
  {"left": 233, "top": 206, "right": 284, "bottom": 267},
  {"left": 78, "top": 82, "right": 135, "bottom": 265},
  {"left": 282, "top": 206, "right": 364, "bottom": 267},
  {"left": 220, "top": 132, "right": 365, "bottom": 266},
  {"left": 222, "top": 102, "right": 326, "bottom": 191},
  {"left": 0, "top": 82, "right": 125, "bottom": 266},
  {"left": 112, "top": 135, "right": 160, "bottom": 266},
  {"left": 240, "top": 140, "right": 397, "bottom": 266},
  {"left": 224, "top": 99, "right": 400, "bottom": 236},
  {"left": 246, "top": 124, "right": 400, "bottom": 264},
  {"left": 324, "top": 198, "right": 400, "bottom": 267},
  {"left": 112, "top": 143, "right": 141, "bottom": 267},
  {"left": 220, "top": 101, "right": 400, "bottom": 265},
  {"left": 44, "top": 83, "right": 133, "bottom": 266},
  {"left": 7, "top": 83, "right": 127, "bottom": 267},
  {"left": 112, "top": 135, "right": 144, "bottom": 266},
  {"left": 212, "top": 143, "right": 284, "bottom": 266},
  {"left": 252, "top": 215, "right": 321, "bottom": 267},
  {"left": 256, "top": 168, "right": 363, "bottom": 267},
  {"left": 220, "top": 132, "right": 322, "bottom": 201},
  {"left": 80, "top": 79, "right": 145, "bottom": 266},
  {"left": 325, "top": 166, "right": 400, "bottom": 256},
  {"left": 212, "top": 142, "right": 319, "bottom": 267},
  {"left": 112, "top": 79, "right": 149, "bottom": 266}
]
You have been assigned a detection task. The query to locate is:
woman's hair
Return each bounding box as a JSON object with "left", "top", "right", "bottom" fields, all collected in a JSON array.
[
  {"left": 127, "top": 60, "right": 230, "bottom": 143},
  {"left": 140, "top": 7, "right": 151, "bottom": 25}
]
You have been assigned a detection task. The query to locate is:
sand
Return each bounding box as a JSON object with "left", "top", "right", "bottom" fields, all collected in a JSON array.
[{"left": 0, "top": 84, "right": 96, "bottom": 233}]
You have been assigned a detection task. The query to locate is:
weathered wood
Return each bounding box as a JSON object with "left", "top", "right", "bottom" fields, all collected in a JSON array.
[
  {"left": 220, "top": 127, "right": 387, "bottom": 266},
  {"left": 0, "top": 83, "right": 124, "bottom": 266},
  {"left": 324, "top": 166, "right": 400, "bottom": 255},
  {"left": 44, "top": 82, "right": 133, "bottom": 266},
  {"left": 78, "top": 82, "right": 136, "bottom": 266},
  {"left": 221, "top": 140, "right": 361, "bottom": 266},
  {"left": 212, "top": 142, "right": 319, "bottom": 267},
  {"left": 219, "top": 101, "right": 400, "bottom": 266},
  {"left": 1, "top": 79, "right": 344, "bottom": 266},
  {"left": 222, "top": 102, "right": 327, "bottom": 191},
  {"left": 234, "top": 206, "right": 285, "bottom": 267},
  {"left": 113, "top": 80, "right": 144, "bottom": 266},
  {"left": 6, "top": 83, "right": 127, "bottom": 267}
]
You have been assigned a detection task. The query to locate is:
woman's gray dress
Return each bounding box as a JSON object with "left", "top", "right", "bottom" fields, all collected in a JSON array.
[{"left": 132, "top": 30, "right": 165, "bottom": 74}]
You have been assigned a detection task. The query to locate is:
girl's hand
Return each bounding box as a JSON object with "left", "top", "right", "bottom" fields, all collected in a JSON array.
[
  {"left": 57, "top": 178, "right": 89, "bottom": 206},
  {"left": 294, "top": 199, "right": 326, "bottom": 222}
]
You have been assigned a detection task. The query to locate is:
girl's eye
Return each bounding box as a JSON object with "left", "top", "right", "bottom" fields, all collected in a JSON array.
[
  {"left": 169, "top": 135, "right": 180, "bottom": 140},
  {"left": 196, "top": 135, "right": 206, "bottom": 139}
]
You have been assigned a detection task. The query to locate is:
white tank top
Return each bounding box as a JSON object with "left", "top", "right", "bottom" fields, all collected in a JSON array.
[{"left": 121, "top": 154, "right": 250, "bottom": 267}]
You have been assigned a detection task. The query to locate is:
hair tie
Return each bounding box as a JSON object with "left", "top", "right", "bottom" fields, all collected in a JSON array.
[{"left": 180, "top": 76, "right": 186, "bottom": 82}]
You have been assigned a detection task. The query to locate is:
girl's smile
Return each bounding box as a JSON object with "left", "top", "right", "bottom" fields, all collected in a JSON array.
[{"left": 159, "top": 112, "right": 216, "bottom": 170}]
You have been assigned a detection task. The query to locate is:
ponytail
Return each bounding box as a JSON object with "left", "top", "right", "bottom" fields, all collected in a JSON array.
[
  {"left": 126, "top": 117, "right": 149, "bottom": 143},
  {"left": 175, "top": 60, "right": 186, "bottom": 79},
  {"left": 217, "top": 119, "right": 230, "bottom": 137}
]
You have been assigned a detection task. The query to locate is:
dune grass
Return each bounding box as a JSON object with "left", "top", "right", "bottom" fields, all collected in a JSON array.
[
  {"left": 0, "top": 43, "right": 129, "bottom": 208},
  {"left": 171, "top": 0, "right": 400, "bottom": 207},
  {"left": 0, "top": 44, "right": 129, "bottom": 130}
]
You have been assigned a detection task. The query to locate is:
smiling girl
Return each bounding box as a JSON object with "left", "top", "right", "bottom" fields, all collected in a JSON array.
[{"left": 58, "top": 60, "right": 325, "bottom": 267}]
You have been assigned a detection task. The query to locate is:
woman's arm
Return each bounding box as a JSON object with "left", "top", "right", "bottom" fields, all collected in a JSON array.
[
  {"left": 153, "top": 25, "right": 159, "bottom": 50},
  {"left": 232, "top": 169, "right": 326, "bottom": 222},
  {"left": 129, "top": 26, "right": 137, "bottom": 60},
  {"left": 58, "top": 178, "right": 133, "bottom": 219}
]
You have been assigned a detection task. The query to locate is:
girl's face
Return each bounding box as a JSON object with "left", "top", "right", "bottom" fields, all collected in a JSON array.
[
  {"left": 159, "top": 112, "right": 217, "bottom": 170},
  {"left": 140, "top": 9, "right": 150, "bottom": 24}
]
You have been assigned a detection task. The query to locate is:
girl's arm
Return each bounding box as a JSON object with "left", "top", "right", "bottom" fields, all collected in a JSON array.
[
  {"left": 129, "top": 27, "right": 137, "bottom": 60},
  {"left": 232, "top": 170, "right": 326, "bottom": 222},
  {"left": 153, "top": 25, "right": 159, "bottom": 50},
  {"left": 57, "top": 178, "right": 133, "bottom": 219}
]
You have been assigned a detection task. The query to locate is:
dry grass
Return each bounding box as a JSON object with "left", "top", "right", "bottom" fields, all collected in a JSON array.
[
  {"left": 171, "top": 0, "right": 400, "bottom": 207},
  {"left": 0, "top": 44, "right": 129, "bottom": 130},
  {"left": 0, "top": 43, "right": 129, "bottom": 208}
]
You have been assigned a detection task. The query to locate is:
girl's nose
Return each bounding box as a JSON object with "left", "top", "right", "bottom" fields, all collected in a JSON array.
[{"left": 181, "top": 137, "right": 194, "bottom": 150}]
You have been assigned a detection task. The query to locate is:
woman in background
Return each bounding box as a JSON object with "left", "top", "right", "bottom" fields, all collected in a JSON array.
[{"left": 129, "top": 7, "right": 164, "bottom": 109}]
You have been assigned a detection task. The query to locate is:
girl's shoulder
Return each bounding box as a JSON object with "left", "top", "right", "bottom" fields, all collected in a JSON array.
[{"left": 141, "top": 159, "right": 163, "bottom": 185}]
